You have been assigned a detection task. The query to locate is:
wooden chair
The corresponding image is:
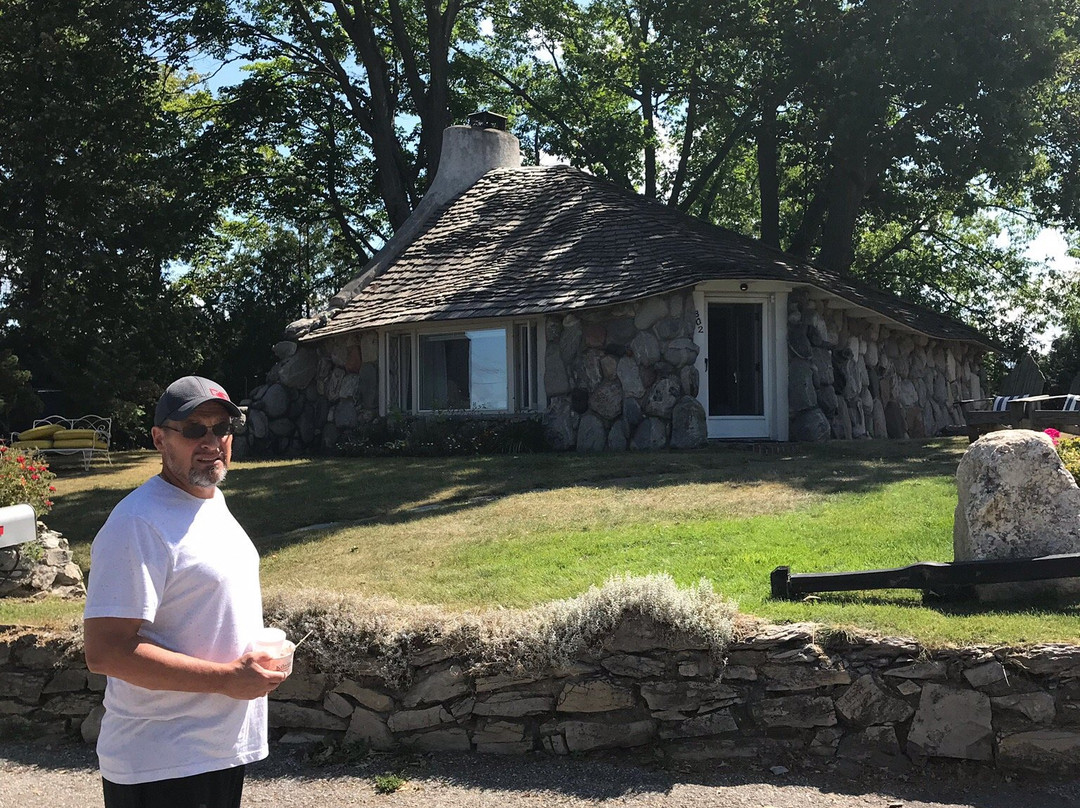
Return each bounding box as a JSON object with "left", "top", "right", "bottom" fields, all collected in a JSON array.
[
  {"left": 1030, "top": 372, "right": 1080, "bottom": 436},
  {"left": 958, "top": 354, "right": 1046, "bottom": 442}
]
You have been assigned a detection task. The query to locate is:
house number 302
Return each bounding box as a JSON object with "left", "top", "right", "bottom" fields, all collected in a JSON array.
[{"left": 695, "top": 311, "right": 703, "bottom": 333}]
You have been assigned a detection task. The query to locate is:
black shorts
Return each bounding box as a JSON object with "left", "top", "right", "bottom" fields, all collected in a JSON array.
[{"left": 102, "top": 765, "right": 245, "bottom": 808}]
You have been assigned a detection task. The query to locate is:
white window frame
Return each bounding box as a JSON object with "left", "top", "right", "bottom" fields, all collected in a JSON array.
[{"left": 380, "top": 318, "right": 543, "bottom": 416}]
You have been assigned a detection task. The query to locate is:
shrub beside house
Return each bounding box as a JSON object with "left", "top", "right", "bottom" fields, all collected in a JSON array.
[{"left": 237, "top": 118, "right": 990, "bottom": 456}]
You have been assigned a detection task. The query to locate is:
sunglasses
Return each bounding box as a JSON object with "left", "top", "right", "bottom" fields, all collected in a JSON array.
[{"left": 160, "top": 420, "right": 238, "bottom": 440}]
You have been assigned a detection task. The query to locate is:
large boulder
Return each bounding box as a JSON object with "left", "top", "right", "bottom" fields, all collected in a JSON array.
[
  {"left": 544, "top": 397, "right": 578, "bottom": 451},
  {"left": 954, "top": 430, "right": 1080, "bottom": 601},
  {"left": 790, "top": 408, "right": 830, "bottom": 442},
  {"left": 670, "top": 397, "right": 707, "bottom": 449},
  {"left": 788, "top": 359, "right": 817, "bottom": 412},
  {"left": 277, "top": 347, "right": 319, "bottom": 389},
  {"left": 576, "top": 413, "right": 608, "bottom": 453}
]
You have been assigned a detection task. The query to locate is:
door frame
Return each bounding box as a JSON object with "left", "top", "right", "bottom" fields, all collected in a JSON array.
[{"left": 692, "top": 283, "right": 789, "bottom": 441}]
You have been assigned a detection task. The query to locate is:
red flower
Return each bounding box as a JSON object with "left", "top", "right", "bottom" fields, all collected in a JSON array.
[
  {"left": 49, "top": 485, "right": 56, "bottom": 492},
  {"left": 30, "top": 474, "right": 39, "bottom": 481}
]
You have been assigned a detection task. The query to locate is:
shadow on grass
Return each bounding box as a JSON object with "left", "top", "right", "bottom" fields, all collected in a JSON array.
[
  {"left": 40, "top": 438, "right": 970, "bottom": 591},
  {"left": 781, "top": 588, "right": 1080, "bottom": 618},
  {"left": 227, "top": 438, "right": 969, "bottom": 555}
]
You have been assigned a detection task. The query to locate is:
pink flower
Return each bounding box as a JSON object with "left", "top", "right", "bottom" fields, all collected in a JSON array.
[{"left": 1045, "top": 428, "right": 1062, "bottom": 445}]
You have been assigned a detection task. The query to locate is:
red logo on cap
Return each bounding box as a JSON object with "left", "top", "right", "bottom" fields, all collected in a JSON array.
[{"left": 209, "top": 387, "right": 229, "bottom": 401}]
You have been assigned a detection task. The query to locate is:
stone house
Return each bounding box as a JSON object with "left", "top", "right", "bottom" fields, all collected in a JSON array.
[{"left": 240, "top": 118, "right": 992, "bottom": 455}]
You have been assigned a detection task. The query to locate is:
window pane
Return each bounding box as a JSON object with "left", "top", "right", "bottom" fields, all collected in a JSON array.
[
  {"left": 419, "top": 329, "right": 507, "bottom": 411},
  {"left": 514, "top": 323, "right": 538, "bottom": 411}
]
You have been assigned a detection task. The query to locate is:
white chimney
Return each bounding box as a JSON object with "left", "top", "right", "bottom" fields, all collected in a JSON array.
[
  {"left": 330, "top": 115, "right": 521, "bottom": 307},
  {"left": 424, "top": 122, "right": 521, "bottom": 207}
]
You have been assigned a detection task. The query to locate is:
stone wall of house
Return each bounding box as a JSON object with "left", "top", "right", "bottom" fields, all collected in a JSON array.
[
  {"left": 236, "top": 316, "right": 380, "bottom": 457},
  {"left": 239, "top": 288, "right": 708, "bottom": 457},
  {"left": 787, "top": 290, "right": 985, "bottom": 442},
  {"left": 4, "top": 619, "right": 1080, "bottom": 775},
  {"left": 542, "top": 290, "right": 705, "bottom": 452},
  {"left": 238, "top": 286, "right": 987, "bottom": 455}
]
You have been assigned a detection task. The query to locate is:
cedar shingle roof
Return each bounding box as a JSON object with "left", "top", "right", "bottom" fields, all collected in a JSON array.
[{"left": 303, "top": 165, "right": 993, "bottom": 349}]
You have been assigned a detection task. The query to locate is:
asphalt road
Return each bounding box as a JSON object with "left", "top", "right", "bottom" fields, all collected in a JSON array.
[{"left": 2, "top": 740, "right": 1079, "bottom": 808}]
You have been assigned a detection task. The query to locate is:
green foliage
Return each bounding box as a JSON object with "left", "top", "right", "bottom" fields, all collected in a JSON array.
[
  {"left": 373, "top": 773, "right": 407, "bottom": 794},
  {"left": 1042, "top": 270, "right": 1080, "bottom": 393},
  {"left": 0, "top": 448, "right": 56, "bottom": 517},
  {"left": 0, "top": 352, "right": 41, "bottom": 434},
  {"left": 337, "top": 414, "right": 547, "bottom": 457},
  {"left": 180, "top": 216, "right": 355, "bottom": 399},
  {"left": 14, "top": 539, "right": 45, "bottom": 566},
  {"left": 1056, "top": 435, "right": 1080, "bottom": 480},
  {"left": 0, "top": 0, "right": 229, "bottom": 440}
]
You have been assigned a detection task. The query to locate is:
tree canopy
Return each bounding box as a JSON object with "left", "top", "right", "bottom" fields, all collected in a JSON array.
[
  {"left": 0, "top": 0, "right": 1077, "bottom": 432},
  {"left": 0, "top": 0, "right": 233, "bottom": 439}
]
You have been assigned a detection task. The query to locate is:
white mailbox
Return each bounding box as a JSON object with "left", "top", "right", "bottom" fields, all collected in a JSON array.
[{"left": 0, "top": 504, "right": 37, "bottom": 550}]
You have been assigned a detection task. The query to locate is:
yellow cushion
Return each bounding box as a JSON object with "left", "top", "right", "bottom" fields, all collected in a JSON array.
[
  {"left": 52, "top": 438, "right": 108, "bottom": 450},
  {"left": 51, "top": 428, "right": 100, "bottom": 440},
  {"left": 17, "top": 424, "right": 65, "bottom": 440},
  {"left": 12, "top": 440, "right": 53, "bottom": 449}
]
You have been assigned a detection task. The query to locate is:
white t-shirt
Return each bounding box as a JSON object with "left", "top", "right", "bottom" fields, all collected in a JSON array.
[{"left": 84, "top": 475, "right": 268, "bottom": 785}]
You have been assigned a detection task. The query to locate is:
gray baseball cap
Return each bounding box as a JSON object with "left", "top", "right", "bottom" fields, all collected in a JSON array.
[{"left": 155, "top": 376, "right": 243, "bottom": 426}]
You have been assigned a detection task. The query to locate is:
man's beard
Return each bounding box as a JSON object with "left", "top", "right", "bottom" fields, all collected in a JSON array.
[{"left": 189, "top": 465, "right": 227, "bottom": 489}]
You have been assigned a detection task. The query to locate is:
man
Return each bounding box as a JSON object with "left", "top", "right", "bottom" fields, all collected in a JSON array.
[{"left": 84, "top": 376, "right": 286, "bottom": 808}]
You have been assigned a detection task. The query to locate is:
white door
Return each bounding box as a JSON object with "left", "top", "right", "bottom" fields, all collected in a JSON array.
[{"left": 704, "top": 299, "right": 772, "bottom": 439}]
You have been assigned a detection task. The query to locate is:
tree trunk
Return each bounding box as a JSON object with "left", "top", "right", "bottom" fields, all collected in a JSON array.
[
  {"left": 818, "top": 154, "right": 874, "bottom": 274},
  {"left": 757, "top": 99, "right": 780, "bottom": 249},
  {"left": 329, "top": 0, "right": 416, "bottom": 231},
  {"left": 788, "top": 175, "right": 827, "bottom": 259}
]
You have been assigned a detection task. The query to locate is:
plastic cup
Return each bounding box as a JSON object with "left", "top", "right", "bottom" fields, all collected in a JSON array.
[
  {"left": 262, "top": 640, "right": 294, "bottom": 675},
  {"left": 253, "top": 627, "right": 286, "bottom": 656},
  {"left": 252, "top": 628, "right": 293, "bottom": 676}
]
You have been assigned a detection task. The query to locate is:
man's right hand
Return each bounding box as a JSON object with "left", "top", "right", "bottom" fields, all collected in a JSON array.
[{"left": 224, "top": 653, "right": 288, "bottom": 700}]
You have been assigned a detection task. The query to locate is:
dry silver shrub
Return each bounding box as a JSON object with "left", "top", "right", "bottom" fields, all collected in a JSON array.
[
  {"left": 467, "top": 573, "right": 737, "bottom": 675},
  {"left": 262, "top": 588, "right": 466, "bottom": 688},
  {"left": 264, "top": 574, "right": 737, "bottom": 688}
]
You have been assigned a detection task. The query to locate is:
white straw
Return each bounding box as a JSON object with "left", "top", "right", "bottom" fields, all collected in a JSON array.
[{"left": 293, "top": 629, "right": 314, "bottom": 648}]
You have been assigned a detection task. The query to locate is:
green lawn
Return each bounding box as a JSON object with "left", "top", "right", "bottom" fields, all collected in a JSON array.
[{"left": 5, "top": 439, "right": 1079, "bottom": 646}]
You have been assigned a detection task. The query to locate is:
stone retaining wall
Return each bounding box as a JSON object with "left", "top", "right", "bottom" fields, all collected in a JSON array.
[
  {"left": 4, "top": 618, "right": 1079, "bottom": 775},
  {"left": 0, "top": 525, "right": 85, "bottom": 599}
]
